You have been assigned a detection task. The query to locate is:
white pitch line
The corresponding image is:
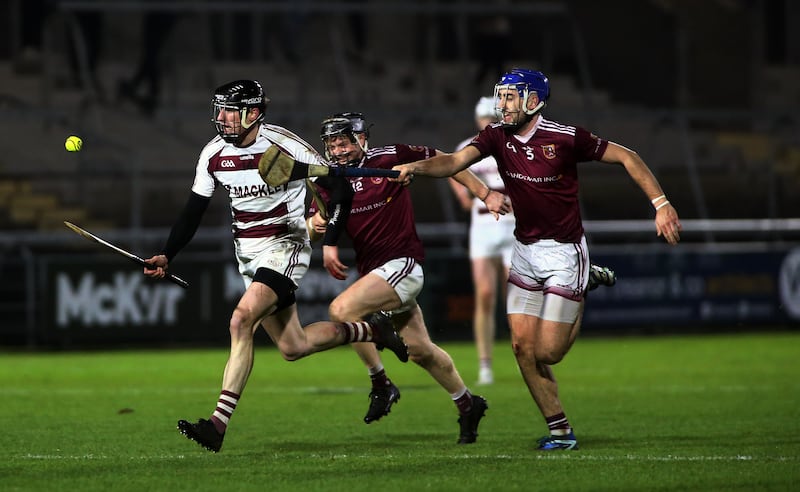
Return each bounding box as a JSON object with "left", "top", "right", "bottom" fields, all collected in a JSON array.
[
  {"left": 22, "top": 453, "right": 186, "bottom": 460},
  {"left": 308, "top": 453, "right": 796, "bottom": 462},
  {"left": 19, "top": 452, "right": 797, "bottom": 462},
  {"left": 3, "top": 385, "right": 440, "bottom": 397}
]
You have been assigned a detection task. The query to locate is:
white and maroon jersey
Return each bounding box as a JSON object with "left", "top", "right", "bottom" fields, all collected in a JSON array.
[
  {"left": 455, "top": 135, "right": 515, "bottom": 227},
  {"left": 470, "top": 116, "right": 609, "bottom": 244},
  {"left": 192, "top": 123, "right": 326, "bottom": 260},
  {"left": 309, "top": 144, "right": 435, "bottom": 277}
]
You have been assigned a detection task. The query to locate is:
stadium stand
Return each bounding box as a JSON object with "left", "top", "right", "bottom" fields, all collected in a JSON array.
[{"left": 0, "top": 1, "right": 798, "bottom": 228}]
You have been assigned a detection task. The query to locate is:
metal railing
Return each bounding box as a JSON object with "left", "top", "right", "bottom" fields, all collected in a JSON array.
[{"left": 2, "top": 222, "right": 798, "bottom": 347}]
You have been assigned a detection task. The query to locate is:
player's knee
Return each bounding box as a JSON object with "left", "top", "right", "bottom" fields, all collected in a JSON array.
[
  {"left": 512, "top": 339, "right": 536, "bottom": 360},
  {"left": 535, "top": 346, "right": 566, "bottom": 365},
  {"left": 409, "top": 341, "right": 449, "bottom": 372},
  {"left": 229, "top": 307, "right": 254, "bottom": 339},
  {"left": 276, "top": 342, "right": 305, "bottom": 362},
  {"left": 279, "top": 349, "right": 304, "bottom": 362},
  {"left": 407, "top": 341, "right": 433, "bottom": 367},
  {"left": 476, "top": 287, "right": 495, "bottom": 310},
  {"left": 328, "top": 299, "right": 349, "bottom": 322},
  {"left": 408, "top": 350, "right": 430, "bottom": 367}
]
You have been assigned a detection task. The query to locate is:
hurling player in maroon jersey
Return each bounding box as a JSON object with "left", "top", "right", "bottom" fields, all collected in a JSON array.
[
  {"left": 449, "top": 98, "right": 617, "bottom": 387},
  {"left": 307, "top": 112, "right": 510, "bottom": 443},
  {"left": 392, "top": 69, "right": 682, "bottom": 450}
]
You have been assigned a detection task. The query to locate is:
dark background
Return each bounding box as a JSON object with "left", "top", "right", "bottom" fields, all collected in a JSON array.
[{"left": 1, "top": 0, "right": 799, "bottom": 347}]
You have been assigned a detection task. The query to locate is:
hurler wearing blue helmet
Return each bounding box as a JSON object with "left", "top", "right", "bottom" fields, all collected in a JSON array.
[{"left": 390, "top": 67, "right": 683, "bottom": 451}]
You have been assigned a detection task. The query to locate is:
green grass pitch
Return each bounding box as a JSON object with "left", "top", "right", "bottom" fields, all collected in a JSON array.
[{"left": 2, "top": 331, "right": 798, "bottom": 491}]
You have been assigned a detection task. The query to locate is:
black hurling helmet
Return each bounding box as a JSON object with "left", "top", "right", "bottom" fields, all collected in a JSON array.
[
  {"left": 319, "top": 112, "right": 370, "bottom": 164},
  {"left": 211, "top": 80, "right": 269, "bottom": 143}
]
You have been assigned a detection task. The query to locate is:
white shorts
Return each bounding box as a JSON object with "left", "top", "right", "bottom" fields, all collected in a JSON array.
[
  {"left": 237, "top": 238, "right": 311, "bottom": 290},
  {"left": 369, "top": 257, "right": 424, "bottom": 314},
  {"left": 506, "top": 237, "right": 589, "bottom": 323},
  {"left": 469, "top": 218, "right": 515, "bottom": 265}
]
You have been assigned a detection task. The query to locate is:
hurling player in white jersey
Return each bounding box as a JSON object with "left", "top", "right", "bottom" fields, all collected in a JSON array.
[
  {"left": 449, "top": 96, "right": 515, "bottom": 386},
  {"left": 392, "top": 69, "right": 682, "bottom": 451},
  {"left": 142, "top": 80, "right": 408, "bottom": 453},
  {"left": 306, "top": 112, "right": 510, "bottom": 444}
]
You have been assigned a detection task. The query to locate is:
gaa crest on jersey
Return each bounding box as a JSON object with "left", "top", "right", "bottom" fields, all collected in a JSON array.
[
  {"left": 371, "top": 177, "right": 384, "bottom": 184},
  {"left": 542, "top": 144, "right": 556, "bottom": 160}
]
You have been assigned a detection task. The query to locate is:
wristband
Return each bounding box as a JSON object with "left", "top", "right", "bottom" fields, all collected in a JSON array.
[
  {"left": 650, "top": 194, "right": 666, "bottom": 205},
  {"left": 655, "top": 200, "right": 670, "bottom": 211},
  {"left": 480, "top": 189, "right": 491, "bottom": 201}
]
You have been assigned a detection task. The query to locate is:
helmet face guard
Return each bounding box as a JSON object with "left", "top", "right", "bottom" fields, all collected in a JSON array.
[
  {"left": 493, "top": 69, "right": 549, "bottom": 128},
  {"left": 320, "top": 112, "right": 370, "bottom": 165},
  {"left": 211, "top": 80, "right": 269, "bottom": 143}
]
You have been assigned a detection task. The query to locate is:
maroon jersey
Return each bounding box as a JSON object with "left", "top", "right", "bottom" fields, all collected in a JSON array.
[
  {"left": 310, "top": 144, "right": 435, "bottom": 276},
  {"left": 470, "top": 117, "right": 608, "bottom": 243}
]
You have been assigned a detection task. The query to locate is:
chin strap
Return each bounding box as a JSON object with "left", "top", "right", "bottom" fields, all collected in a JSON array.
[
  {"left": 234, "top": 120, "right": 260, "bottom": 145},
  {"left": 524, "top": 99, "right": 546, "bottom": 116}
]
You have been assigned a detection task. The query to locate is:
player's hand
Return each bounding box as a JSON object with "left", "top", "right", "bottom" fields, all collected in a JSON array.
[
  {"left": 390, "top": 164, "right": 415, "bottom": 186},
  {"left": 655, "top": 203, "right": 682, "bottom": 245},
  {"left": 308, "top": 212, "right": 328, "bottom": 234},
  {"left": 323, "top": 245, "right": 349, "bottom": 280},
  {"left": 483, "top": 191, "right": 512, "bottom": 220},
  {"left": 143, "top": 254, "right": 169, "bottom": 278}
]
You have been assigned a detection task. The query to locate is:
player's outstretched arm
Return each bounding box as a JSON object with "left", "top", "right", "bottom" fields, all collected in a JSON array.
[{"left": 392, "top": 146, "right": 481, "bottom": 183}]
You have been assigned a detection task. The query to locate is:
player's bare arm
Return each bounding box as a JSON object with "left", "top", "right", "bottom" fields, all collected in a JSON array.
[
  {"left": 601, "top": 141, "right": 682, "bottom": 245},
  {"left": 392, "top": 145, "right": 481, "bottom": 183},
  {"left": 452, "top": 168, "right": 511, "bottom": 219}
]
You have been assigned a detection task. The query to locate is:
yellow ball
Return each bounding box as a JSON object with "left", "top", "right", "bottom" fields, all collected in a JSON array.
[{"left": 65, "top": 135, "right": 83, "bottom": 152}]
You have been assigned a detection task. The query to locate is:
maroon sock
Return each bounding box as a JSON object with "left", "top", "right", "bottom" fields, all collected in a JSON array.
[
  {"left": 545, "top": 412, "right": 572, "bottom": 435},
  {"left": 370, "top": 369, "right": 390, "bottom": 390},
  {"left": 454, "top": 390, "right": 474, "bottom": 415},
  {"left": 209, "top": 390, "right": 239, "bottom": 434},
  {"left": 339, "top": 321, "right": 371, "bottom": 343}
]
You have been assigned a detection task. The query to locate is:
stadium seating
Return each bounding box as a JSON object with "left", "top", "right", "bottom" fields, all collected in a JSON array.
[{"left": 0, "top": 5, "right": 799, "bottom": 232}]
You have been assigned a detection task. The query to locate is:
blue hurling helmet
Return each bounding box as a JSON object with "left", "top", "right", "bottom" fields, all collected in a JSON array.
[{"left": 494, "top": 69, "right": 550, "bottom": 126}]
